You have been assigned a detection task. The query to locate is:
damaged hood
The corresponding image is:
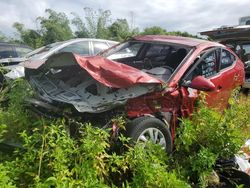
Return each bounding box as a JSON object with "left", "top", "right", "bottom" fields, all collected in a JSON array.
[
  {"left": 25, "top": 52, "right": 162, "bottom": 88},
  {"left": 25, "top": 52, "right": 166, "bottom": 113}
]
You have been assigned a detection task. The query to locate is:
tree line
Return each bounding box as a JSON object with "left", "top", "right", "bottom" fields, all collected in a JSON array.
[{"left": 0, "top": 8, "right": 199, "bottom": 48}]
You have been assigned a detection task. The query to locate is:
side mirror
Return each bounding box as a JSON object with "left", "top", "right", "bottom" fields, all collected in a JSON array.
[{"left": 183, "top": 76, "right": 216, "bottom": 91}]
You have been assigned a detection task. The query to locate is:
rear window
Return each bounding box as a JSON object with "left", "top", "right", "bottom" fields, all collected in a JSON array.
[
  {"left": 59, "top": 41, "right": 90, "bottom": 56},
  {"left": 220, "top": 49, "right": 235, "bottom": 70}
]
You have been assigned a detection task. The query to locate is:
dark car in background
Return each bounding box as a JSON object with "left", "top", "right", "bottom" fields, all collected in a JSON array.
[
  {"left": 0, "top": 42, "right": 32, "bottom": 87},
  {"left": 0, "top": 42, "right": 32, "bottom": 59}
]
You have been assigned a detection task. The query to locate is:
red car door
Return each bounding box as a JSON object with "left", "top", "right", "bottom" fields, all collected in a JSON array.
[
  {"left": 180, "top": 47, "right": 243, "bottom": 111},
  {"left": 206, "top": 48, "right": 243, "bottom": 109}
]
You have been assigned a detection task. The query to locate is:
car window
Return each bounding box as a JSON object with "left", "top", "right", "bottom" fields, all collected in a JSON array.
[
  {"left": 196, "top": 50, "right": 218, "bottom": 78},
  {"left": 184, "top": 48, "right": 219, "bottom": 81},
  {"left": 0, "top": 45, "right": 16, "bottom": 59},
  {"left": 145, "top": 44, "right": 170, "bottom": 57},
  {"left": 220, "top": 49, "right": 235, "bottom": 70},
  {"left": 106, "top": 42, "right": 143, "bottom": 60},
  {"left": 15, "top": 46, "right": 32, "bottom": 57},
  {"left": 59, "top": 41, "right": 90, "bottom": 56},
  {"left": 93, "top": 41, "right": 109, "bottom": 54}
]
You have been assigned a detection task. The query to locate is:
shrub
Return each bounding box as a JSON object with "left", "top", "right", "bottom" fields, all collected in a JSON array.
[
  {"left": 173, "top": 92, "right": 250, "bottom": 187},
  {"left": 0, "top": 80, "right": 249, "bottom": 187}
]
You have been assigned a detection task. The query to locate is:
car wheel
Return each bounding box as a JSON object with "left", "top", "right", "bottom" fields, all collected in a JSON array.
[{"left": 126, "top": 116, "right": 172, "bottom": 153}]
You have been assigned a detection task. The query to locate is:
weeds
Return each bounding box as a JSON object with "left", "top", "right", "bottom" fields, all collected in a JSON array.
[
  {"left": 173, "top": 91, "right": 250, "bottom": 187},
  {"left": 0, "top": 80, "right": 249, "bottom": 187}
]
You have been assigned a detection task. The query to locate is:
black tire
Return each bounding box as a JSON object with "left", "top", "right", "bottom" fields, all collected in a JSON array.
[{"left": 126, "top": 116, "right": 173, "bottom": 154}]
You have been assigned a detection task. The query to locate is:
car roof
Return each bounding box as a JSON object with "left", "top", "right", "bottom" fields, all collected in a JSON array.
[
  {"left": 132, "top": 35, "right": 218, "bottom": 47},
  {"left": 29, "top": 38, "right": 118, "bottom": 60},
  {"left": 62, "top": 38, "right": 118, "bottom": 44}
]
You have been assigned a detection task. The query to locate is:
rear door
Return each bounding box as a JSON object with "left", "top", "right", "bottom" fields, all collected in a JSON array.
[{"left": 206, "top": 48, "right": 239, "bottom": 109}]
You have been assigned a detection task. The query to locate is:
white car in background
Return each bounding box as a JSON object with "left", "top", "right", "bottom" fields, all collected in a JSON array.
[{"left": 4, "top": 38, "right": 118, "bottom": 79}]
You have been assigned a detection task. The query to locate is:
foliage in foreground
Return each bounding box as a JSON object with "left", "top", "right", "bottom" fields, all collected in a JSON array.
[
  {"left": 0, "top": 79, "right": 189, "bottom": 187},
  {"left": 0, "top": 80, "right": 249, "bottom": 187},
  {"left": 0, "top": 121, "right": 189, "bottom": 187},
  {"left": 173, "top": 93, "right": 250, "bottom": 187}
]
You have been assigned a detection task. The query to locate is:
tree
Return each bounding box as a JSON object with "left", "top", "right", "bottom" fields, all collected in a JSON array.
[
  {"left": 13, "top": 22, "right": 43, "bottom": 48},
  {"left": 95, "top": 9, "right": 111, "bottom": 39},
  {"left": 0, "top": 31, "right": 7, "bottom": 42},
  {"left": 141, "top": 26, "right": 167, "bottom": 35},
  {"left": 141, "top": 26, "right": 200, "bottom": 39},
  {"left": 108, "top": 19, "right": 139, "bottom": 41},
  {"left": 84, "top": 7, "right": 111, "bottom": 39},
  {"left": 71, "top": 13, "right": 89, "bottom": 38},
  {"left": 72, "top": 7, "right": 111, "bottom": 39},
  {"left": 168, "top": 31, "right": 200, "bottom": 38},
  {"left": 13, "top": 9, "right": 74, "bottom": 47},
  {"left": 37, "top": 9, "right": 73, "bottom": 45}
]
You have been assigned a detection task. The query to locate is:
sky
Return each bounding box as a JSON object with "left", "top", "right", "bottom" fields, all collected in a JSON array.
[{"left": 1, "top": 0, "right": 250, "bottom": 37}]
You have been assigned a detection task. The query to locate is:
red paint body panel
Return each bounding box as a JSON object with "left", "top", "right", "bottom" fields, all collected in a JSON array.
[
  {"left": 25, "top": 52, "right": 162, "bottom": 88},
  {"left": 126, "top": 88, "right": 182, "bottom": 139},
  {"left": 133, "top": 35, "right": 219, "bottom": 47},
  {"left": 190, "top": 76, "right": 216, "bottom": 91},
  {"left": 126, "top": 88, "right": 181, "bottom": 118},
  {"left": 25, "top": 35, "right": 245, "bottom": 143},
  {"left": 73, "top": 54, "right": 162, "bottom": 88}
]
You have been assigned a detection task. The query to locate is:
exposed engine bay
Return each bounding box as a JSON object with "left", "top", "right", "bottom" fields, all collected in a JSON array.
[
  {"left": 25, "top": 38, "right": 190, "bottom": 122},
  {"left": 25, "top": 52, "right": 171, "bottom": 114}
]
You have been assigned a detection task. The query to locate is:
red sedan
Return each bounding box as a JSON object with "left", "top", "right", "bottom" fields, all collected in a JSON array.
[{"left": 25, "top": 35, "right": 245, "bottom": 153}]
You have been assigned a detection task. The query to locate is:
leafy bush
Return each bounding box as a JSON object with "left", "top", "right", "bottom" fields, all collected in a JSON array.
[
  {"left": 173, "top": 92, "right": 250, "bottom": 187},
  {"left": 0, "top": 163, "right": 15, "bottom": 188},
  {"left": 0, "top": 80, "right": 249, "bottom": 187},
  {"left": 0, "top": 79, "right": 35, "bottom": 143},
  {"left": 0, "top": 79, "right": 188, "bottom": 187}
]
